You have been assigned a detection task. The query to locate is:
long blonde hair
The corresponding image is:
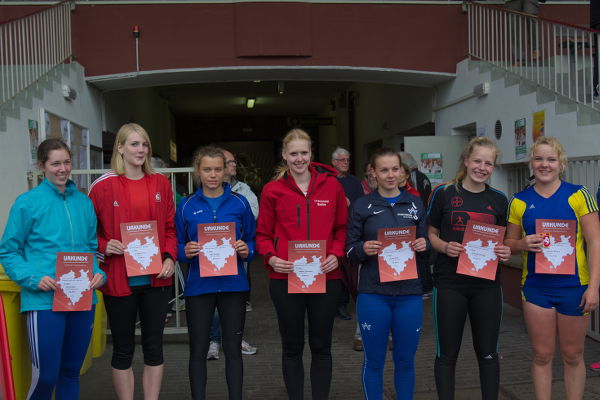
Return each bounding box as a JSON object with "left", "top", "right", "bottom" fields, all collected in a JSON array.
[
  {"left": 447, "top": 137, "right": 499, "bottom": 187},
  {"left": 529, "top": 136, "right": 567, "bottom": 180},
  {"left": 272, "top": 128, "right": 312, "bottom": 180},
  {"left": 111, "top": 123, "right": 155, "bottom": 175}
]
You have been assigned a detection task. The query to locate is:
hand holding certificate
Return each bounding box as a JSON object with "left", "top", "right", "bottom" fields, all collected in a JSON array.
[
  {"left": 377, "top": 227, "right": 418, "bottom": 282},
  {"left": 457, "top": 220, "right": 506, "bottom": 280},
  {"left": 120, "top": 220, "right": 163, "bottom": 276},
  {"left": 53, "top": 252, "right": 93, "bottom": 311},
  {"left": 288, "top": 240, "right": 326, "bottom": 293},
  {"left": 197, "top": 222, "right": 238, "bottom": 276},
  {"left": 535, "top": 219, "right": 575, "bottom": 275}
]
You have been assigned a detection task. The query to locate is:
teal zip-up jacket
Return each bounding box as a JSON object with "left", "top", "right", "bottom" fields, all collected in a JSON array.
[{"left": 0, "top": 179, "right": 105, "bottom": 312}]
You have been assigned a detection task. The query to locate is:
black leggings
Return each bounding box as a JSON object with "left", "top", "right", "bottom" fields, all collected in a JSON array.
[
  {"left": 186, "top": 291, "right": 246, "bottom": 400},
  {"left": 433, "top": 286, "right": 503, "bottom": 400},
  {"left": 269, "top": 279, "right": 342, "bottom": 400},
  {"left": 104, "top": 285, "right": 170, "bottom": 369}
]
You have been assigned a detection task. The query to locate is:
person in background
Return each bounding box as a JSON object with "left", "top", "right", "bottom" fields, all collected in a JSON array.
[
  {"left": 89, "top": 123, "right": 177, "bottom": 400},
  {"left": 400, "top": 152, "right": 434, "bottom": 298},
  {"left": 0, "top": 138, "right": 105, "bottom": 400},
  {"left": 505, "top": 136, "right": 600, "bottom": 399},
  {"left": 205, "top": 148, "right": 258, "bottom": 360},
  {"left": 590, "top": 180, "right": 600, "bottom": 372},
  {"left": 346, "top": 147, "right": 429, "bottom": 399},
  {"left": 331, "top": 147, "right": 362, "bottom": 320},
  {"left": 176, "top": 146, "right": 255, "bottom": 400},
  {"left": 428, "top": 137, "right": 511, "bottom": 400},
  {"left": 360, "top": 162, "right": 376, "bottom": 195},
  {"left": 257, "top": 129, "right": 347, "bottom": 400}
]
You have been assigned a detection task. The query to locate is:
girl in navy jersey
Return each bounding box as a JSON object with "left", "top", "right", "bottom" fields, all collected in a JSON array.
[
  {"left": 175, "top": 146, "right": 255, "bottom": 399},
  {"left": 505, "top": 136, "right": 600, "bottom": 400},
  {"left": 346, "top": 148, "right": 428, "bottom": 399},
  {"left": 427, "top": 137, "right": 511, "bottom": 400}
]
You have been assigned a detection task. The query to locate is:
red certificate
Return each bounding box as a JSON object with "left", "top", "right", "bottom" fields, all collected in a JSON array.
[
  {"left": 53, "top": 252, "right": 93, "bottom": 311},
  {"left": 288, "top": 240, "right": 326, "bottom": 293},
  {"left": 535, "top": 219, "right": 576, "bottom": 275},
  {"left": 197, "top": 222, "right": 237, "bottom": 277},
  {"left": 457, "top": 220, "right": 505, "bottom": 280},
  {"left": 377, "top": 226, "right": 417, "bottom": 282},
  {"left": 120, "top": 220, "right": 163, "bottom": 277}
]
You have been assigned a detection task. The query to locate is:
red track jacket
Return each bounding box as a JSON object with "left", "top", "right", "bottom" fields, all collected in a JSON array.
[
  {"left": 256, "top": 167, "right": 348, "bottom": 280},
  {"left": 88, "top": 172, "right": 177, "bottom": 296}
]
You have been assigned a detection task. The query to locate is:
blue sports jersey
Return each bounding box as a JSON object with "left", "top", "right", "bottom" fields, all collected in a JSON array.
[{"left": 508, "top": 181, "right": 598, "bottom": 288}]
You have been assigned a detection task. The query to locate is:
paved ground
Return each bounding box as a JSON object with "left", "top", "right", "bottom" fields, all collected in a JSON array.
[{"left": 80, "top": 259, "right": 600, "bottom": 399}]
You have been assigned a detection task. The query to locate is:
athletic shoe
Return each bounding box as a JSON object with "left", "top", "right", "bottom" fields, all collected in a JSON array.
[
  {"left": 171, "top": 299, "right": 185, "bottom": 312},
  {"left": 353, "top": 339, "right": 363, "bottom": 352},
  {"left": 590, "top": 361, "right": 600, "bottom": 371},
  {"left": 245, "top": 301, "right": 252, "bottom": 312},
  {"left": 422, "top": 292, "right": 432, "bottom": 300},
  {"left": 207, "top": 341, "right": 220, "bottom": 360},
  {"left": 241, "top": 339, "right": 257, "bottom": 355},
  {"left": 336, "top": 305, "right": 351, "bottom": 320}
]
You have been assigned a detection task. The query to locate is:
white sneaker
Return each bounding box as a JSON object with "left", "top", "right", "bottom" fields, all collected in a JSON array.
[
  {"left": 245, "top": 301, "right": 252, "bottom": 312},
  {"left": 241, "top": 339, "right": 257, "bottom": 355},
  {"left": 207, "top": 341, "right": 220, "bottom": 360}
]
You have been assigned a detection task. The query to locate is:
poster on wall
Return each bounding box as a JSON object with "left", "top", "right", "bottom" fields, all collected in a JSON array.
[
  {"left": 28, "top": 120, "right": 39, "bottom": 167},
  {"left": 420, "top": 153, "right": 443, "bottom": 184},
  {"left": 533, "top": 110, "right": 545, "bottom": 142},
  {"left": 514, "top": 118, "right": 527, "bottom": 160}
]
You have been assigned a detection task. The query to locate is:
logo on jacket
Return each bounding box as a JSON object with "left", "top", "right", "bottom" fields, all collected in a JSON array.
[
  {"left": 155, "top": 192, "right": 161, "bottom": 202},
  {"left": 113, "top": 201, "right": 119, "bottom": 207},
  {"left": 451, "top": 196, "right": 463, "bottom": 208},
  {"left": 373, "top": 210, "right": 384, "bottom": 215},
  {"left": 408, "top": 203, "right": 418, "bottom": 220},
  {"left": 314, "top": 199, "right": 329, "bottom": 207},
  {"left": 361, "top": 322, "right": 371, "bottom": 331}
]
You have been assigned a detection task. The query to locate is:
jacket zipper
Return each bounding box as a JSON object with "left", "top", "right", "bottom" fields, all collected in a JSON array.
[
  {"left": 62, "top": 193, "right": 75, "bottom": 251},
  {"left": 296, "top": 205, "right": 300, "bottom": 228}
]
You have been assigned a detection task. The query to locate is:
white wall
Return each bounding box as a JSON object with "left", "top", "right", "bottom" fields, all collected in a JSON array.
[
  {"left": 0, "top": 62, "right": 103, "bottom": 235},
  {"left": 434, "top": 59, "right": 600, "bottom": 195}
]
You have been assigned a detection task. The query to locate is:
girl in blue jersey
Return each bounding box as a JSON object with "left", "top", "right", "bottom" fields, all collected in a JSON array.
[
  {"left": 346, "top": 148, "right": 429, "bottom": 399},
  {"left": 505, "top": 136, "right": 600, "bottom": 400},
  {"left": 427, "top": 137, "right": 511, "bottom": 400},
  {"left": 175, "top": 146, "right": 255, "bottom": 400},
  {"left": 0, "top": 138, "right": 105, "bottom": 400}
]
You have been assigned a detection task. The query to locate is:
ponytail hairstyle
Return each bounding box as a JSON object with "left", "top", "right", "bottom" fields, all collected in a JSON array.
[
  {"left": 272, "top": 128, "right": 312, "bottom": 180},
  {"left": 529, "top": 136, "right": 567, "bottom": 180},
  {"left": 447, "top": 136, "right": 500, "bottom": 188},
  {"left": 111, "top": 123, "right": 155, "bottom": 176},
  {"left": 369, "top": 147, "right": 401, "bottom": 171}
]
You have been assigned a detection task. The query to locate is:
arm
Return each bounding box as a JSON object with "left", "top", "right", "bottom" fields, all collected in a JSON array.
[
  {"left": 503, "top": 197, "right": 543, "bottom": 254},
  {"left": 412, "top": 197, "right": 430, "bottom": 252},
  {"left": 345, "top": 201, "right": 368, "bottom": 263},
  {"left": 329, "top": 181, "right": 349, "bottom": 258},
  {"left": 256, "top": 187, "right": 277, "bottom": 263},
  {"left": 0, "top": 201, "right": 44, "bottom": 290},
  {"left": 175, "top": 197, "right": 195, "bottom": 263},
  {"left": 579, "top": 212, "right": 600, "bottom": 312},
  {"left": 239, "top": 197, "right": 257, "bottom": 261},
  {"left": 162, "top": 180, "right": 178, "bottom": 261},
  {"left": 86, "top": 200, "right": 106, "bottom": 289}
]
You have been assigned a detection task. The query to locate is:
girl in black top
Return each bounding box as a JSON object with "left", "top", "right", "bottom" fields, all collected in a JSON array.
[{"left": 427, "top": 137, "right": 511, "bottom": 400}]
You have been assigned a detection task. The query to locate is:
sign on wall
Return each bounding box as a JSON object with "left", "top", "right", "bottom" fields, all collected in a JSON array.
[{"left": 533, "top": 110, "right": 545, "bottom": 142}]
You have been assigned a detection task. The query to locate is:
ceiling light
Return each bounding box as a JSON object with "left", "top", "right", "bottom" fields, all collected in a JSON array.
[{"left": 246, "top": 98, "right": 256, "bottom": 109}]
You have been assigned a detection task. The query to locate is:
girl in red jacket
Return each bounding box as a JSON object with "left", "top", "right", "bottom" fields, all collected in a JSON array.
[
  {"left": 256, "top": 128, "right": 348, "bottom": 400},
  {"left": 89, "top": 123, "right": 177, "bottom": 400}
]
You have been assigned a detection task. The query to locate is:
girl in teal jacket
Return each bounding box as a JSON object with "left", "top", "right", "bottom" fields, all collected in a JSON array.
[{"left": 0, "top": 138, "right": 105, "bottom": 400}]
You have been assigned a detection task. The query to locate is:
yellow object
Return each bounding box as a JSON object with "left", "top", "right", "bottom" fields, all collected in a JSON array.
[{"left": 0, "top": 264, "right": 107, "bottom": 398}]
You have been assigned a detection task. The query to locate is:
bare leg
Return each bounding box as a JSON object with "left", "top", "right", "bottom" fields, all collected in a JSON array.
[
  {"left": 557, "top": 313, "right": 589, "bottom": 400},
  {"left": 523, "top": 301, "right": 556, "bottom": 400},
  {"left": 112, "top": 367, "right": 134, "bottom": 400},
  {"left": 142, "top": 364, "right": 164, "bottom": 400}
]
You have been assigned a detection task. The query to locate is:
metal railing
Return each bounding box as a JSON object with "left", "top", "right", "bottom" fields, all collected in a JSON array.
[
  {"left": 468, "top": 1, "right": 600, "bottom": 110},
  {"left": 0, "top": 1, "right": 71, "bottom": 106}
]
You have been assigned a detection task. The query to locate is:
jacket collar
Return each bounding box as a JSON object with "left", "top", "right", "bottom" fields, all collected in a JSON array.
[
  {"left": 194, "top": 182, "right": 232, "bottom": 200},
  {"left": 40, "top": 178, "right": 77, "bottom": 196}
]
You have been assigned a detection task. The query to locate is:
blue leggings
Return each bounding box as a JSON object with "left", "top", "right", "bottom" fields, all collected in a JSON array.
[
  {"left": 356, "top": 293, "right": 422, "bottom": 400},
  {"left": 26, "top": 307, "right": 95, "bottom": 400}
]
